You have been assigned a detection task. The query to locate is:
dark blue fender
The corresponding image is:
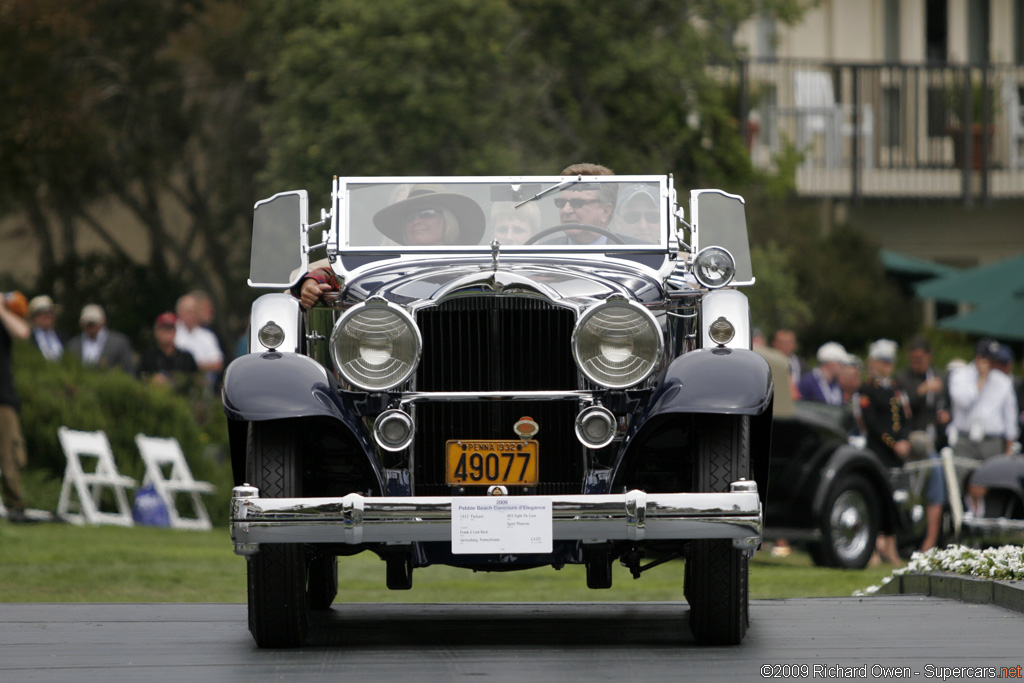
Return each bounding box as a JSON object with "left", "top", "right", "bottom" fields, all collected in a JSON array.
[
  {"left": 222, "top": 352, "right": 379, "bottom": 490},
  {"left": 645, "top": 347, "right": 773, "bottom": 417},
  {"left": 618, "top": 347, "right": 774, "bottom": 502},
  {"left": 811, "top": 444, "right": 897, "bottom": 535}
]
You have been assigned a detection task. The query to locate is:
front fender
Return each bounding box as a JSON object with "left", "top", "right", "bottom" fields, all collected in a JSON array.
[
  {"left": 222, "top": 351, "right": 343, "bottom": 422},
  {"left": 222, "top": 352, "right": 379, "bottom": 489},
  {"left": 617, "top": 347, "right": 774, "bottom": 502},
  {"left": 646, "top": 347, "right": 773, "bottom": 417}
]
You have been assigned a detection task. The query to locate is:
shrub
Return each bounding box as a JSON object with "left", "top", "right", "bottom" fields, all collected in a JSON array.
[{"left": 11, "top": 341, "right": 233, "bottom": 526}]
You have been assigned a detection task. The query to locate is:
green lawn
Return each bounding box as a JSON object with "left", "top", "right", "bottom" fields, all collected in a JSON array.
[{"left": 0, "top": 521, "right": 897, "bottom": 603}]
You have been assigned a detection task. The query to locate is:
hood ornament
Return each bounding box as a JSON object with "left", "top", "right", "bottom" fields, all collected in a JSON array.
[
  {"left": 490, "top": 239, "right": 501, "bottom": 271},
  {"left": 513, "top": 416, "right": 539, "bottom": 440}
]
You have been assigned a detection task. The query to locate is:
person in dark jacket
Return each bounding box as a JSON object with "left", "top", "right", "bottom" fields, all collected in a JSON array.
[
  {"left": 27, "top": 295, "right": 65, "bottom": 362},
  {"left": 138, "top": 312, "right": 198, "bottom": 395},
  {"left": 853, "top": 339, "right": 911, "bottom": 564}
]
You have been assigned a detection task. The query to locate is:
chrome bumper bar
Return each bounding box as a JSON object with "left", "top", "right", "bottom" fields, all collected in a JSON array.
[{"left": 230, "top": 481, "right": 762, "bottom": 555}]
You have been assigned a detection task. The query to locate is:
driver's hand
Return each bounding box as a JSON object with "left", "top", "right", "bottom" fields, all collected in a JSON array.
[{"left": 300, "top": 279, "right": 332, "bottom": 309}]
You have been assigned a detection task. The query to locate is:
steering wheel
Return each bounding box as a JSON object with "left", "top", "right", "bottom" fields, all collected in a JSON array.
[{"left": 524, "top": 223, "right": 627, "bottom": 245}]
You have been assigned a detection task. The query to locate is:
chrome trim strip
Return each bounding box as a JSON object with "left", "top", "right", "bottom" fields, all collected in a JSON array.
[
  {"left": 231, "top": 487, "right": 762, "bottom": 554},
  {"left": 399, "top": 390, "right": 595, "bottom": 404}
]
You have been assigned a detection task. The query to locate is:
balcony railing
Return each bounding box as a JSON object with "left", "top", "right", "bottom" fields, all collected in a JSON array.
[{"left": 736, "top": 59, "right": 1024, "bottom": 202}]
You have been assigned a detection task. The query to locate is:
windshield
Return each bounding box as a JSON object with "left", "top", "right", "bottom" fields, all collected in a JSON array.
[{"left": 333, "top": 176, "right": 671, "bottom": 252}]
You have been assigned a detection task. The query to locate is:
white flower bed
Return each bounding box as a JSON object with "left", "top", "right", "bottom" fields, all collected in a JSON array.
[{"left": 854, "top": 545, "right": 1024, "bottom": 596}]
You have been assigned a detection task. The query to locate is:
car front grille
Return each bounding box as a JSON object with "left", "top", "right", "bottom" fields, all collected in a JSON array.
[{"left": 412, "top": 295, "right": 585, "bottom": 495}]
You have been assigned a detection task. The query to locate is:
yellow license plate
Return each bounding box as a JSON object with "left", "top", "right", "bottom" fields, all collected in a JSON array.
[{"left": 445, "top": 440, "right": 539, "bottom": 485}]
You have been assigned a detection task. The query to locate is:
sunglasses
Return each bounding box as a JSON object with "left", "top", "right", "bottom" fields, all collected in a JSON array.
[
  {"left": 405, "top": 208, "right": 441, "bottom": 222},
  {"left": 623, "top": 211, "right": 659, "bottom": 223},
  {"left": 553, "top": 198, "right": 600, "bottom": 209}
]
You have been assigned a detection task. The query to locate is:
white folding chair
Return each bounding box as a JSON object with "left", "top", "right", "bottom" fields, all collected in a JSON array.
[
  {"left": 135, "top": 434, "right": 215, "bottom": 531},
  {"left": 794, "top": 70, "right": 874, "bottom": 169},
  {"left": 57, "top": 427, "right": 137, "bottom": 526}
]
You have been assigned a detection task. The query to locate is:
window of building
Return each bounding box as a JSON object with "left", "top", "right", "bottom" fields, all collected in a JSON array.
[
  {"left": 968, "top": 0, "right": 990, "bottom": 64},
  {"left": 1016, "top": 0, "right": 1024, "bottom": 64},
  {"left": 884, "top": 0, "right": 901, "bottom": 62},
  {"left": 925, "top": 0, "right": 948, "bottom": 63}
]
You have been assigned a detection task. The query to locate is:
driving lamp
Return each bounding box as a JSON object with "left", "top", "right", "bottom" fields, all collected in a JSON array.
[
  {"left": 708, "top": 316, "right": 736, "bottom": 346},
  {"left": 572, "top": 297, "right": 663, "bottom": 389},
  {"left": 373, "top": 409, "right": 415, "bottom": 451},
  {"left": 257, "top": 321, "right": 286, "bottom": 350},
  {"left": 575, "top": 406, "right": 617, "bottom": 449},
  {"left": 692, "top": 246, "right": 736, "bottom": 289},
  {"left": 330, "top": 300, "right": 421, "bottom": 391}
]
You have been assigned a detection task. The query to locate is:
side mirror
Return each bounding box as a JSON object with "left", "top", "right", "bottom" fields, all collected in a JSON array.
[
  {"left": 248, "top": 191, "right": 309, "bottom": 288},
  {"left": 689, "top": 190, "right": 754, "bottom": 286}
]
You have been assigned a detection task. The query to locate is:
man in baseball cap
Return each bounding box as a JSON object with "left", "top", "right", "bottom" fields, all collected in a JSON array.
[{"left": 138, "top": 312, "right": 198, "bottom": 394}]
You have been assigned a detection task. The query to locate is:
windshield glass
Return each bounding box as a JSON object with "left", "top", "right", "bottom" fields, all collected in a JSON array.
[{"left": 335, "top": 176, "right": 670, "bottom": 251}]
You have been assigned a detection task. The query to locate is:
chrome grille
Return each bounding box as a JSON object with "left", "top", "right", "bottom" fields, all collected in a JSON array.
[{"left": 413, "top": 296, "right": 584, "bottom": 494}]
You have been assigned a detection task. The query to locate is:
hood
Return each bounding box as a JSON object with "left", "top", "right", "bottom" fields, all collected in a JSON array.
[{"left": 343, "top": 257, "right": 665, "bottom": 310}]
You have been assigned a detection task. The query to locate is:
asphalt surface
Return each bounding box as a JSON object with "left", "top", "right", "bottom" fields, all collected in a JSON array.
[{"left": 2, "top": 597, "right": 1022, "bottom": 682}]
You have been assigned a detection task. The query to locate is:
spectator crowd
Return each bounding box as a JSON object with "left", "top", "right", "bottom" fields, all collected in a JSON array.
[
  {"left": 756, "top": 327, "right": 1023, "bottom": 565},
  {"left": 1, "top": 289, "right": 241, "bottom": 522}
]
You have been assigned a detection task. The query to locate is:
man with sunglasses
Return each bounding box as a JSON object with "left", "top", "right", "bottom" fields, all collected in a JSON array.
[{"left": 548, "top": 163, "right": 619, "bottom": 245}]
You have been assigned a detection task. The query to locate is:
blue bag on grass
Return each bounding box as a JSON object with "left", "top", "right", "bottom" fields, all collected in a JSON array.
[{"left": 132, "top": 483, "right": 171, "bottom": 527}]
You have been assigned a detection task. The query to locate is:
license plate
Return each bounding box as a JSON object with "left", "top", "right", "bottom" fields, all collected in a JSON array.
[{"left": 445, "top": 440, "right": 539, "bottom": 485}]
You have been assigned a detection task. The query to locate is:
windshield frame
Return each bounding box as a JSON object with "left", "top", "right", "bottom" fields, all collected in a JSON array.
[{"left": 328, "top": 175, "right": 674, "bottom": 256}]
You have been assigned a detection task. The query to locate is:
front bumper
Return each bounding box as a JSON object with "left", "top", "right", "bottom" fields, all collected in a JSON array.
[{"left": 230, "top": 481, "right": 762, "bottom": 555}]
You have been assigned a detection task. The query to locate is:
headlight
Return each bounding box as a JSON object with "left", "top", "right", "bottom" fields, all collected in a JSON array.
[
  {"left": 692, "top": 246, "right": 736, "bottom": 289},
  {"left": 572, "top": 297, "right": 663, "bottom": 389},
  {"left": 330, "top": 299, "right": 421, "bottom": 391}
]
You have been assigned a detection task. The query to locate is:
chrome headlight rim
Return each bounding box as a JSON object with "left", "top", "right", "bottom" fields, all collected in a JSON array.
[
  {"left": 256, "top": 320, "right": 286, "bottom": 351},
  {"left": 574, "top": 405, "right": 618, "bottom": 449},
  {"left": 692, "top": 246, "right": 737, "bottom": 289},
  {"left": 329, "top": 299, "right": 422, "bottom": 391},
  {"left": 571, "top": 296, "right": 664, "bottom": 390},
  {"left": 373, "top": 409, "right": 416, "bottom": 452}
]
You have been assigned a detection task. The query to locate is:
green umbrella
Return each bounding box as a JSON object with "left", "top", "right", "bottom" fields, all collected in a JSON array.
[
  {"left": 937, "top": 291, "right": 1024, "bottom": 340},
  {"left": 915, "top": 251, "right": 1024, "bottom": 305}
]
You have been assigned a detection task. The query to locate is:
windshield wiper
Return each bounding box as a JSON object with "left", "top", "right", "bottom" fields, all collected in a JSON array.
[{"left": 514, "top": 178, "right": 581, "bottom": 208}]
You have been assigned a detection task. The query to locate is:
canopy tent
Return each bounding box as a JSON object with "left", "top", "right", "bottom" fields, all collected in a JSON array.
[
  {"left": 914, "top": 251, "right": 1024, "bottom": 305},
  {"left": 937, "top": 292, "right": 1024, "bottom": 341},
  {"left": 881, "top": 249, "right": 959, "bottom": 280}
]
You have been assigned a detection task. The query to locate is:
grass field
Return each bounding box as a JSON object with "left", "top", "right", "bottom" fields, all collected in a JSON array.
[{"left": 0, "top": 521, "right": 898, "bottom": 603}]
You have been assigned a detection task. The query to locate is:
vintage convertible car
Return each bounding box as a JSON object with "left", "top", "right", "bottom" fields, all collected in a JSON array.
[
  {"left": 766, "top": 400, "right": 1024, "bottom": 568},
  {"left": 224, "top": 175, "right": 773, "bottom": 647}
]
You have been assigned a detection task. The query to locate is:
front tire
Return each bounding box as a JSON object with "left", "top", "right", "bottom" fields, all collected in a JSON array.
[
  {"left": 246, "top": 421, "right": 309, "bottom": 648},
  {"left": 685, "top": 415, "right": 750, "bottom": 645}
]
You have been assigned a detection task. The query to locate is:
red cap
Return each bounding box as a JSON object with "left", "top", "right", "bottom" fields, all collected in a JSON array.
[{"left": 155, "top": 312, "right": 177, "bottom": 327}]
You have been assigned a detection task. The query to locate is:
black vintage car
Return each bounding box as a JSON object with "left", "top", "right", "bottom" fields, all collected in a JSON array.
[
  {"left": 765, "top": 398, "right": 1024, "bottom": 568},
  {"left": 224, "top": 175, "right": 773, "bottom": 647}
]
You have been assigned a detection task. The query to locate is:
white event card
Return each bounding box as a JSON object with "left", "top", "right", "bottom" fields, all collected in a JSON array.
[{"left": 452, "top": 497, "right": 553, "bottom": 554}]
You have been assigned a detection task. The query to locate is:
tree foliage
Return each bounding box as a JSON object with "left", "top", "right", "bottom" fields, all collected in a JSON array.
[
  {"left": 3, "top": 0, "right": 915, "bottom": 363},
  {"left": 0, "top": 0, "right": 262, "bottom": 345}
]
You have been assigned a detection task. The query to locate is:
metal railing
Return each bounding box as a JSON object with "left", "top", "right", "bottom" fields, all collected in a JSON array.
[{"left": 735, "top": 59, "right": 1024, "bottom": 202}]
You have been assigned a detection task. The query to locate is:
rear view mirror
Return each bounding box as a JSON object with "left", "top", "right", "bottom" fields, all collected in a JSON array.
[
  {"left": 689, "top": 190, "right": 754, "bottom": 286},
  {"left": 249, "top": 191, "right": 309, "bottom": 288}
]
